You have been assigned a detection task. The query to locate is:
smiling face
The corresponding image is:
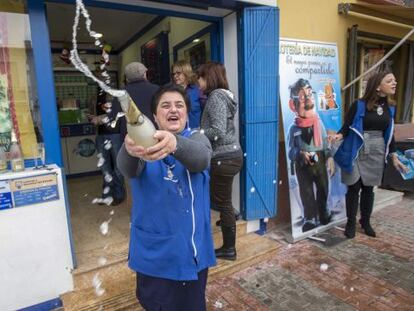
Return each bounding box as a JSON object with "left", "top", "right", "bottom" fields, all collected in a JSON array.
[
  {"left": 377, "top": 73, "right": 397, "bottom": 96},
  {"left": 172, "top": 66, "right": 188, "bottom": 87},
  {"left": 154, "top": 91, "right": 188, "bottom": 133}
]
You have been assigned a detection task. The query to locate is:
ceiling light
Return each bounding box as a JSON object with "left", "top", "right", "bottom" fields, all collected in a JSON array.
[{"left": 192, "top": 38, "right": 200, "bottom": 43}]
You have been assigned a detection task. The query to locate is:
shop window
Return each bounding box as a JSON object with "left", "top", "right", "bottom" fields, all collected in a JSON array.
[
  {"left": 141, "top": 32, "right": 170, "bottom": 85},
  {"left": 0, "top": 0, "right": 41, "bottom": 159},
  {"left": 177, "top": 32, "right": 211, "bottom": 70},
  {"left": 172, "top": 23, "right": 215, "bottom": 70},
  {"left": 359, "top": 47, "right": 387, "bottom": 97}
]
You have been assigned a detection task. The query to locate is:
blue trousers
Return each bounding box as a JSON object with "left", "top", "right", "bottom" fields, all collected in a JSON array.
[
  {"left": 95, "top": 133, "right": 125, "bottom": 202},
  {"left": 136, "top": 269, "right": 208, "bottom": 311}
]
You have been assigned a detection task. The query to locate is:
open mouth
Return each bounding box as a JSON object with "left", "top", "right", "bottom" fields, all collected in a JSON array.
[{"left": 168, "top": 115, "right": 179, "bottom": 122}]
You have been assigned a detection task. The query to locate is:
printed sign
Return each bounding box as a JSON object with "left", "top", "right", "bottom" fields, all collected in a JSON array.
[
  {"left": 10, "top": 173, "right": 59, "bottom": 207},
  {"left": 279, "top": 38, "right": 347, "bottom": 241},
  {"left": 0, "top": 180, "right": 13, "bottom": 210}
]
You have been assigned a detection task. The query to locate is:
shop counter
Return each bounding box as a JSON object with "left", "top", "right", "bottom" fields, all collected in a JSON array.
[
  {"left": 60, "top": 123, "right": 99, "bottom": 176},
  {"left": 0, "top": 165, "right": 74, "bottom": 310}
]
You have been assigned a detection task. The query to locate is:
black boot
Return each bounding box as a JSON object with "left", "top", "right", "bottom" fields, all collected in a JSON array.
[
  {"left": 215, "top": 225, "right": 237, "bottom": 261},
  {"left": 344, "top": 189, "right": 358, "bottom": 239},
  {"left": 359, "top": 187, "right": 376, "bottom": 237},
  {"left": 216, "top": 209, "right": 240, "bottom": 226},
  {"left": 345, "top": 218, "right": 356, "bottom": 239}
]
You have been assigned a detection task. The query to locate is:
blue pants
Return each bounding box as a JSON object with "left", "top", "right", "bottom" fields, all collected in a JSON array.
[
  {"left": 95, "top": 133, "right": 125, "bottom": 202},
  {"left": 136, "top": 269, "right": 208, "bottom": 311}
]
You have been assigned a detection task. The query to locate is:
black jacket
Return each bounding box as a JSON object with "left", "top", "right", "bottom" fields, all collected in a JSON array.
[{"left": 125, "top": 79, "right": 159, "bottom": 125}]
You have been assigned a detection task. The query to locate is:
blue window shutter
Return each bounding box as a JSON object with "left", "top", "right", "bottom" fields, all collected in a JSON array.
[{"left": 239, "top": 6, "right": 279, "bottom": 220}]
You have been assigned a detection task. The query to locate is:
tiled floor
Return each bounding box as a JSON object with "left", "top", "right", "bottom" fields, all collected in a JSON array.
[
  {"left": 67, "top": 175, "right": 130, "bottom": 268},
  {"left": 206, "top": 193, "right": 414, "bottom": 311},
  {"left": 63, "top": 180, "right": 413, "bottom": 310},
  {"left": 66, "top": 175, "right": 221, "bottom": 271}
]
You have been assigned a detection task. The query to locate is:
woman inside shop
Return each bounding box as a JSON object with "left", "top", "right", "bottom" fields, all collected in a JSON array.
[
  {"left": 171, "top": 60, "right": 205, "bottom": 129},
  {"left": 116, "top": 84, "right": 216, "bottom": 310},
  {"left": 197, "top": 62, "right": 243, "bottom": 261},
  {"left": 330, "top": 70, "right": 408, "bottom": 239}
]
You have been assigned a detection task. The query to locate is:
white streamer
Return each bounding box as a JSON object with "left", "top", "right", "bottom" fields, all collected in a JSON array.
[{"left": 70, "top": 0, "right": 124, "bottom": 98}]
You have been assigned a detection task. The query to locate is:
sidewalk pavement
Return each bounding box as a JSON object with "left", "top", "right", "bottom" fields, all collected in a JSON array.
[{"left": 206, "top": 192, "right": 414, "bottom": 311}]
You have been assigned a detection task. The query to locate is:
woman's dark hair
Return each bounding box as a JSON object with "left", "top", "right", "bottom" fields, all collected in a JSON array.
[
  {"left": 362, "top": 70, "right": 396, "bottom": 110},
  {"left": 196, "top": 61, "right": 229, "bottom": 94},
  {"left": 151, "top": 84, "right": 191, "bottom": 115}
]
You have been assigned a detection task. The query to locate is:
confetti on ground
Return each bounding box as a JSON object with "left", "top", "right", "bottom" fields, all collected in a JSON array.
[
  {"left": 320, "top": 263, "right": 329, "bottom": 272},
  {"left": 100, "top": 221, "right": 111, "bottom": 235},
  {"left": 98, "top": 257, "right": 107, "bottom": 266},
  {"left": 213, "top": 300, "right": 223, "bottom": 309},
  {"left": 103, "top": 197, "right": 113, "bottom": 206}
]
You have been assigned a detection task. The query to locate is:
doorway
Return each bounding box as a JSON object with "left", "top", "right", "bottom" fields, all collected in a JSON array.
[{"left": 45, "top": 1, "right": 219, "bottom": 270}]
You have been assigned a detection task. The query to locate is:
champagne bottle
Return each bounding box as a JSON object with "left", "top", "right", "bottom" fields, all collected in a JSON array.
[
  {"left": 10, "top": 130, "right": 25, "bottom": 172},
  {"left": 118, "top": 92, "right": 157, "bottom": 148}
]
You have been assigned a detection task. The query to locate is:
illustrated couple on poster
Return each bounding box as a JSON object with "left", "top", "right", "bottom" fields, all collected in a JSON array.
[{"left": 285, "top": 77, "right": 347, "bottom": 238}]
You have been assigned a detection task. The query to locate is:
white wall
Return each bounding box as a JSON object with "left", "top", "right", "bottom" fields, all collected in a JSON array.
[
  {"left": 223, "top": 12, "right": 241, "bottom": 212},
  {"left": 119, "top": 17, "right": 210, "bottom": 83}
]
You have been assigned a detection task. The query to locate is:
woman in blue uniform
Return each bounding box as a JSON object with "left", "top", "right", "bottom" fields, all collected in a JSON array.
[{"left": 117, "top": 84, "right": 216, "bottom": 310}]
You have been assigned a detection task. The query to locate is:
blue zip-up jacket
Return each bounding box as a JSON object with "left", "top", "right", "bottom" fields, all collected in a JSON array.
[
  {"left": 334, "top": 100, "right": 395, "bottom": 173},
  {"left": 128, "top": 129, "right": 216, "bottom": 281},
  {"left": 186, "top": 84, "right": 205, "bottom": 129}
]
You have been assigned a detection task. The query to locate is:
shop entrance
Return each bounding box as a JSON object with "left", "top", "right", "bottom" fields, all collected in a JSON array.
[
  {"left": 45, "top": 1, "right": 221, "bottom": 269},
  {"left": 346, "top": 26, "right": 414, "bottom": 122},
  {"left": 1, "top": 1, "right": 278, "bottom": 308}
]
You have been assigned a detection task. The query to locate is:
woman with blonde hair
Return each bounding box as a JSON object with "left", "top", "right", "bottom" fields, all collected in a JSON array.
[{"left": 171, "top": 60, "right": 205, "bottom": 129}]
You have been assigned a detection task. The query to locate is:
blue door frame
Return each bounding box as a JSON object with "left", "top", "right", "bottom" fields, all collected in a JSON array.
[
  {"left": 28, "top": 0, "right": 77, "bottom": 269},
  {"left": 20, "top": 1, "right": 278, "bottom": 309},
  {"left": 26, "top": 0, "right": 225, "bottom": 269},
  {"left": 26, "top": 0, "right": 279, "bottom": 270},
  {"left": 28, "top": 0, "right": 63, "bottom": 167}
]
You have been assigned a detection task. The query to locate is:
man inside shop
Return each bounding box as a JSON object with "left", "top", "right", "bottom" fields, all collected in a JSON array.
[
  {"left": 89, "top": 89, "right": 126, "bottom": 205},
  {"left": 124, "top": 61, "right": 159, "bottom": 125}
]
